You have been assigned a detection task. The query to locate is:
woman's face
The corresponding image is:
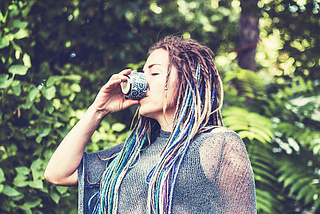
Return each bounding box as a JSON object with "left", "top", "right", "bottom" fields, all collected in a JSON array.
[{"left": 139, "top": 49, "right": 179, "bottom": 127}]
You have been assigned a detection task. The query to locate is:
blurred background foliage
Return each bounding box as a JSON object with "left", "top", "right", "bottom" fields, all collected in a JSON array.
[{"left": 0, "top": 0, "right": 319, "bottom": 213}]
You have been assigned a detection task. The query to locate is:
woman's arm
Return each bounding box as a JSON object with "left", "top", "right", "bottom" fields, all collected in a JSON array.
[{"left": 44, "top": 69, "right": 139, "bottom": 186}]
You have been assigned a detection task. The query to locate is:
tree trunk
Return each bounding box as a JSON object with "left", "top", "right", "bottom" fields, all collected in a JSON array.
[{"left": 238, "top": 0, "right": 260, "bottom": 72}]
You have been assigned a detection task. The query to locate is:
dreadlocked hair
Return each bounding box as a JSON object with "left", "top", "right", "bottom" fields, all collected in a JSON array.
[{"left": 96, "top": 36, "right": 223, "bottom": 214}]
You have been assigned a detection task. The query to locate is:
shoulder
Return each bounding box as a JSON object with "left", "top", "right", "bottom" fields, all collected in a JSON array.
[
  {"left": 91, "top": 143, "right": 123, "bottom": 158},
  {"left": 195, "top": 126, "right": 248, "bottom": 157},
  {"left": 85, "top": 142, "right": 124, "bottom": 163},
  {"left": 81, "top": 143, "right": 124, "bottom": 184},
  {"left": 194, "top": 127, "right": 251, "bottom": 181},
  {"left": 194, "top": 126, "right": 243, "bottom": 148}
]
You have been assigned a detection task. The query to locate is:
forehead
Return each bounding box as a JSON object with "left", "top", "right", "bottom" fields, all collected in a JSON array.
[{"left": 143, "top": 49, "right": 169, "bottom": 70}]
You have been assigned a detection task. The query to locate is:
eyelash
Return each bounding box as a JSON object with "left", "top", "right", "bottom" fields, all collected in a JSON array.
[{"left": 151, "top": 73, "right": 160, "bottom": 76}]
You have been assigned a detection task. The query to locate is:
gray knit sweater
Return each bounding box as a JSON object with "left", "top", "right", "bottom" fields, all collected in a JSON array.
[{"left": 78, "top": 127, "right": 256, "bottom": 213}]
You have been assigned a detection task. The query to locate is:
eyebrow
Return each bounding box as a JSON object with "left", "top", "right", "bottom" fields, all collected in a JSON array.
[
  {"left": 148, "top": 63, "right": 162, "bottom": 69},
  {"left": 143, "top": 63, "right": 162, "bottom": 72}
]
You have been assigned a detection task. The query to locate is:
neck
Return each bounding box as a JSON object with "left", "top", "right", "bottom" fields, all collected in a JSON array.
[{"left": 157, "top": 113, "right": 175, "bottom": 132}]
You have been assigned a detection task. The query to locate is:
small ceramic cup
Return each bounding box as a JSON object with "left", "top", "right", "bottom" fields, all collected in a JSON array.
[{"left": 120, "top": 72, "right": 147, "bottom": 100}]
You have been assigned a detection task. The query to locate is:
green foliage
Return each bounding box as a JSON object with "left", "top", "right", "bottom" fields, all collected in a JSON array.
[
  {"left": 1, "top": 0, "right": 319, "bottom": 213},
  {"left": 0, "top": 0, "right": 131, "bottom": 213},
  {"left": 259, "top": 0, "right": 320, "bottom": 81},
  {"left": 222, "top": 54, "right": 320, "bottom": 213},
  {"left": 0, "top": 0, "right": 240, "bottom": 212}
]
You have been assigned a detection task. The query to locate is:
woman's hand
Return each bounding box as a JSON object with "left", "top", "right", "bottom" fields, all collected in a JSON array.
[
  {"left": 45, "top": 69, "right": 140, "bottom": 186},
  {"left": 91, "top": 69, "right": 140, "bottom": 117}
]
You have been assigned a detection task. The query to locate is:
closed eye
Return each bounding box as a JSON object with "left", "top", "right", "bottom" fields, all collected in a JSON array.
[{"left": 151, "top": 72, "right": 160, "bottom": 76}]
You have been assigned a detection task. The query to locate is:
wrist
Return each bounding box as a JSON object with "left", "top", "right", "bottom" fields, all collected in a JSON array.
[{"left": 87, "top": 105, "right": 109, "bottom": 121}]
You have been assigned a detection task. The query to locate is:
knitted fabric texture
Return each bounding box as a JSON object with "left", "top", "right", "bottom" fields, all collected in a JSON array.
[{"left": 78, "top": 127, "right": 256, "bottom": 214}]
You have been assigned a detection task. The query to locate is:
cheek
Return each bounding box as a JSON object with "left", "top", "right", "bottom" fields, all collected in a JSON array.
[{"left": 166, "top": 83, "right": 179, "bottom": 106}]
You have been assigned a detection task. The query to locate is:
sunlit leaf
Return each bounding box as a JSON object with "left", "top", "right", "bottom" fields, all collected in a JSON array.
[
  {"left": 42, "top": 86, "right": 56, "bottom": 100},
  {"left": 2, "top": 185, "right": 22, "bottom": 198},
  {"left": 56, "top": 186, "right": 68, "bottom": 195},
  {"left": 8, "top": 65, "right": 28, "bottom": 75},
  {"left": 46, "top": 76, "right": 61, "bottom": 87},
  {"left": 13, "top": 29, "right": 29, "bottom": 39},
  {"left": 50, "top": 192, "right": 60, "bottom": 204},
  {"left": 28, "top": 86, "right": 39, "bottom": 102},
  {"left": 0, "top": 168, "right": 6, "bottom": 183},
  {"left": 13, "top": 20, "right": 28, "bottom": 29},
  {"left": 28, "top": 180, "right": 43, "bottom": 189},
  {"left": 111, "top": 123, "right": 126, "bottom": 132},
  {"left": 0, "top": 75, "right": 13, "bottom": 89},
  {"left": 0, "top": 36, "right": 10, "bottom": 49},
  {"left": 11, "top": 80, "right": 21, "bottom": 96}
]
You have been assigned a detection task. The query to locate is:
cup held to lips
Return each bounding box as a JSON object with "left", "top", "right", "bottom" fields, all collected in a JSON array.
[{"left": 120, "top": 72, "right": 147, "bottom": 100}]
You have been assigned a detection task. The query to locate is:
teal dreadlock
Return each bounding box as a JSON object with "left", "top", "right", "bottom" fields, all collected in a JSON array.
[
  {"left": 145, "top": 64, "right": 203, "bottom": 214},
  {"left": 96, "top": 36, "right": 223, "bottom": 214},
  {"left": 97, "top": 116, "right": 150, "bottom": 213}
]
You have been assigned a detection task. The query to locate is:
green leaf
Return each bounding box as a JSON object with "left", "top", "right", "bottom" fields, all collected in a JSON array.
[
  {"left": 0, "top": 36, "right": 10, "bottom": 49},
  {"left": 0, "top": 74, "right": 13, "bottom": 89},
  {"left": 26, "top": 129, "right": 37, "bottom": 137},
  {"left": 28, "top": 180, "right": 43, "bottom": 189},
  {"left": 11, "top": 80, "right": 21, "bottom": 96},
  {"left": 39, "top": 127, "right": 51, "bottom": 138},
  {"left": 289, "top": 178, "right": 310, "bottom": 196},
  {"left": 42, "top": 86, "right": 56, "bottom": 100},
  {"left": 9, "top": 65, "right": 28, "bottom": 75},
  {"left": 0, "top": 184, "right": 4, "bottom": 193},
  {"left": 314, "top": 198, "right": 320, "bottom": 211},
  {"left": 63, "top": 74, "right": 82, "bottom": 82},
  {"left": 2, "top": 185, "right": 22, "bottom": 198},
  {"left": 36, "top": 135, "right": 42, "bottom": 143},
  {"left": 0, "top": 10, "right": 6, "bottom": 22},
  {"left": 23, "top": 53, "right": 31, "bottom": 67},
  {"left": 283, "top": 173, "right": 300, "bottom": 188},
  {"left": 21, "top": 0, "right": 37, "bottom": 17},
  {"left": 0, "top": 168, "right": 6, "bottom": 183},
  {"left": 24, "top": 197, "right": 42, "bottom": 209},
  {"left": 28, "top": 86, "right": 39, "bottom": 102},
  {"left": 50, "top": 192, "right": 60, "bottom": 204},
  {"left": 296, "top": 184, "right": 311, "bottom": 201},
  {"left": 70, "top": 83, "right": 81, "bottom": 92},
  {"left": 111, "top": 123, "right": 126, "bottom": 132},
  {"left": 16, "top": 167, "right": 31, "bottom": 175},
  {"left": 13, "top": 166, "right": 30, "bottom": 187},
  {"left": 30, "top": 158, "right": 43, "bottom": 180},
  {"left": 13, "top": 175, "right": 29, "bottom": 187},
  {"left": 13, "top": 20, "right": 28, "bottom": 29},
  {"left": 44, "top": 99, "right": 54, "bottom": 114},
  {"left": 56, "top": 186, "right": 68, "bottom": 195},
  {"left": 46, "top": 76, "right": 61, "bottom": 87},
  {"left": 13, "top": 28, "right": 29, "bottom": 39}
]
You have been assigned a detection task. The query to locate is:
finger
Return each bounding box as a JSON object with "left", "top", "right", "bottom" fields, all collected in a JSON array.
[
  {"left": 103, "top": 78, "right": 121, "bottom": 89},
  {"left": 109, "top": 69, "right": 131, "bottom": 80},
  {"left": 123, "top": 99, "right": 139, "bottom": 108},
  {"left": 120, "top": 68, "right": 132, "bottom": 75}
]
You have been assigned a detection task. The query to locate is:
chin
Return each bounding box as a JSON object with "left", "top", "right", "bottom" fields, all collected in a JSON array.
[
  {"left": 139, "top": 108, "right": 152, "bottom": 118},
  {"left": 139, "top": 107, "right": 160, "bottom": 120}
]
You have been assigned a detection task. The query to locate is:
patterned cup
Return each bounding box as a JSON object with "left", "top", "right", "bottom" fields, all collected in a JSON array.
[{"left": 120, "top": 72, "right": 147, "bottom": 100}]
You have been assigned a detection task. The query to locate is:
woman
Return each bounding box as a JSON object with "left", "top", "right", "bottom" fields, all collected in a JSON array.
[{"left": 45, "top": 36, "right": 256, "bottom": 213}]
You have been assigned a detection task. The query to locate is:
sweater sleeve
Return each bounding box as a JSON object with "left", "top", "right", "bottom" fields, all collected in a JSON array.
[
  {"left": 199, "top": 129, "right": 257, "bottom": 213},
  {"left": 78, "top": 143, "right": 123, "bottom": 214}
]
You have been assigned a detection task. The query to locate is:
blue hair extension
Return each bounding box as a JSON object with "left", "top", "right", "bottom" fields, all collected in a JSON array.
[
  {"left": 96, "top": 61, "right": 215, "bottom": 214},
  {"left": 88, "top": 191, "right": 99, "bottom": 214},
  {"left": 145, "top": 64, "right": 201, "bottom": 214},
  {"left": 208, "top": 86, "right": 216, "bottom": 123},
  {"left": 97, "top": 117, "right": 149, "bottom": 214},
  {"left": 196, "top": 63, "right": 201, "bottom": 85}
]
